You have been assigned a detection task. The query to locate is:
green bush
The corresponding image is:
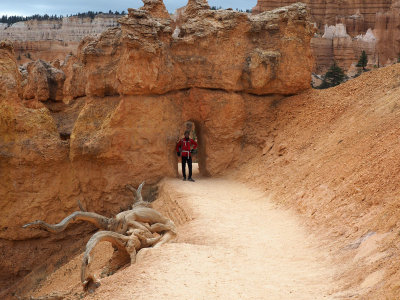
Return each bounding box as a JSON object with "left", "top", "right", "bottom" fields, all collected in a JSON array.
[
  {"left": 356, "top": 50, "right": 368, "bottom": 71},
  {"left": 318, "top": 62, "right": 348, "bottom": 89}
]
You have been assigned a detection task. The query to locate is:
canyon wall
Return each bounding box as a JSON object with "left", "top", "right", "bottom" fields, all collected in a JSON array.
[
  {"left": 252, "top": 0, "right": 392, "bottom": 31},
  {"left": 0, "top": 14, "right": 120, "bottom": 63},
  {"left": 253, "top": 0, "right": 399, "bottom": 74},
  {"left": 374, "top": 3, "right": 400, "bottom": 65},
  {"left": 0, "top": 1, "right": 314, "bottom": 296}
]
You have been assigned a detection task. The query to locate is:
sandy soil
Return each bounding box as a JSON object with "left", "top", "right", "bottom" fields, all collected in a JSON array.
[
  {"left": 30, "top": 177, "right": 340, "bottom": 299},
  {"left": 234, "top": 64, "right": 400, "bottom": 298}
]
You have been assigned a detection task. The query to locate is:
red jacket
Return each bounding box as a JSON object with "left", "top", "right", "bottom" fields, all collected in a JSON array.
[{"left": 176, "top": 138, "right": 198, "bottom": 158}]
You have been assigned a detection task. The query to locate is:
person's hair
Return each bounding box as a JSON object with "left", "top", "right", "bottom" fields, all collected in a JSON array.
[{"left": 184, "top": 130, "right": 190, "bottom": 135}]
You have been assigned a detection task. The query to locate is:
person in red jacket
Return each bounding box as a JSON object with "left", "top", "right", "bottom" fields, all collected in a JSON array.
[{"left": 176, "top": 130, "right": 198, "bottom": 182}]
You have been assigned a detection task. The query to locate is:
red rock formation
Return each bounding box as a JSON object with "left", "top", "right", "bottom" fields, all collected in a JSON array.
[
  {"left": 253, "top": 0, "right": 398, "bottom": 74},
  {"left": 0, "top": 42, "right": 77, "bottom": 294},
  {"left": 140, "top": 0, "right": 170, "bottom": 18},
  {"left": 310, "top": 37, "right": 333, "bottom": 74},
  {"left": 310, "top": 24, "right": 379, "bottom": 74},
  {"left": 21, "top": 60, "right": 66, "bottom": 102},
  {"left": 63, "top": 1, "right": 314, "bottom": 97},
  {"left": 374, "top": 2, "right": 400, "bottom": 65},
  {"left": 0, "top": 41, "right": 21, "bottom": 100}
]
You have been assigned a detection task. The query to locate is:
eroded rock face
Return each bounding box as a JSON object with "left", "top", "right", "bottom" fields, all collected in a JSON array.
[
  {"left": 63, "top": 2, "right": 314, "bottom": 97},
  {"left": 21, "top": 60, "right": 66, "bottom": 102},
  {"left": 311, "top": 24, "right": 378, "bottom": 75},
  {"left": 252, "top": 0, "right": 392, "bottom": 31},
  {"left": 375, "top": 3, "right": 400, "bottom": 65},
  {"left": 310, "top": 24, "right": 378, "bottom": 75},
  {"left": 0, "top": 40, "right": 21, "bottom": 100},
  {"left": 252, "top": 0, "right": 399, "bottom": 74},
  {"left": 0, "top": 43, "right": 76, "bottom": 293},
  {"left": 0, "top": 45, "right": 67, "bottom": 238},
  {"left": 140, "top": 0, "right": 170, "bottom": 18}
]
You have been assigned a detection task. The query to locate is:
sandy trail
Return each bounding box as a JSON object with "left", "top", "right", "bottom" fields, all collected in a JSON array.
[{"left": 81, "top": 177, "right": 338, "bottom": 299}]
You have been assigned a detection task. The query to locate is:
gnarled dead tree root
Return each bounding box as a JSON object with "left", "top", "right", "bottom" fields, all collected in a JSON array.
[{"left": 23, "top": 181, "right": 176, "bottom": 291}]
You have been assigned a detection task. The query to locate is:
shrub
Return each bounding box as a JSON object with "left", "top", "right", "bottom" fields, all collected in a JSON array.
[
  {"left": 356, "top": 50, "right": 368, "bottom": 71},
  {"left": 318, "top": 62, "right": 348, "bottom": 89}
]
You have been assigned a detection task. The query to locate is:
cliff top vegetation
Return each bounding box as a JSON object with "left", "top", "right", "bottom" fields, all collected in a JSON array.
[{"left": 0, "top": 10, "right": 126, "bottom": 26}]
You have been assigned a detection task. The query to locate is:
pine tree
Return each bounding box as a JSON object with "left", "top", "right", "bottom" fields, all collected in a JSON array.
[
  {"left": 356, "top": 50, "right": 368, "bottom": 71},
  {"left": 318, "top": 62, "right": 347, "bottom": 89}
]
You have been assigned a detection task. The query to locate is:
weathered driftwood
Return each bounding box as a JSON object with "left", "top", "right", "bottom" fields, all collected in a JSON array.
[{"left": 23, "top": 181, "right": 176, "bottom": 290}]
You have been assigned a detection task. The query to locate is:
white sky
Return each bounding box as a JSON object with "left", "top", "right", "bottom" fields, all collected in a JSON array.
[{"left": 0, "top": 0, "right": 256, "bottom": 16}]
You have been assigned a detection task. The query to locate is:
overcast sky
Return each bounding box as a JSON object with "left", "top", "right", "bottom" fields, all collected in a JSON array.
[{"left": 0, "top": 0, "right": 256, "bottom": 16}]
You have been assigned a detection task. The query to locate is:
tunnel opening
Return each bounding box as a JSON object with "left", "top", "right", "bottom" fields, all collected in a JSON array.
[{"left": 176, "top": 120, "right": 204, "bottom": 179}]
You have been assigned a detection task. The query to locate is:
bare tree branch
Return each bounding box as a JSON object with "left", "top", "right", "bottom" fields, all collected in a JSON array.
[
  {"left": 78, "top": 200, "right": 86, "bottom": 212},
  {"left": 23, "top": 211, "right": 110, "bottom": 233}
]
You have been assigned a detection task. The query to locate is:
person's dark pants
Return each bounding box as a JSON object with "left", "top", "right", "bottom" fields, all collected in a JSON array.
[{"left": 182, "top": 156, "right": 192, "bottom": 179}]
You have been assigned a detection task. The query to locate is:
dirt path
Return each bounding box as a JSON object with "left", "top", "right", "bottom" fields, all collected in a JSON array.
[{"left": 80, "top": 177, "right": 338, "bottom": 299}]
